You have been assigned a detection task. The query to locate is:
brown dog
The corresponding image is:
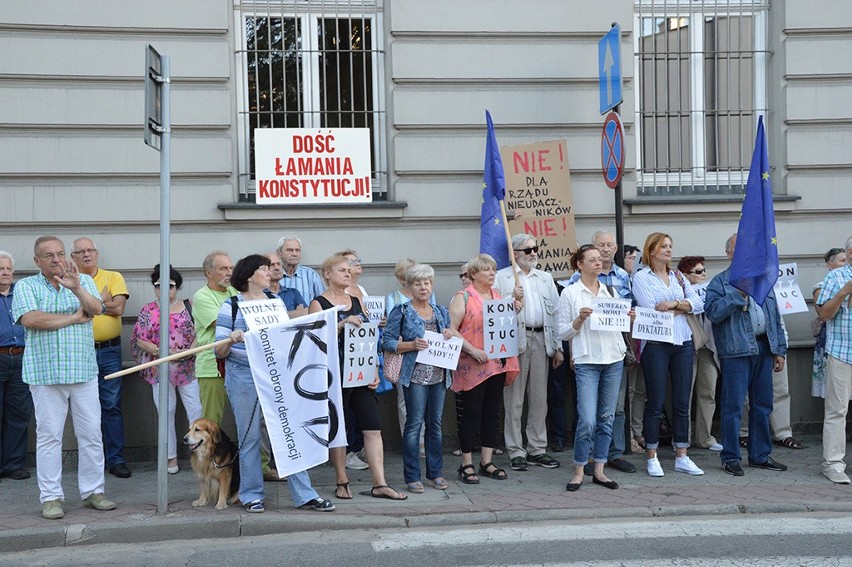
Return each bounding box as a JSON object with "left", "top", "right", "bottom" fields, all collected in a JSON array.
[{"left": 183, "top": 418, "right": 240, "bottom": 510}]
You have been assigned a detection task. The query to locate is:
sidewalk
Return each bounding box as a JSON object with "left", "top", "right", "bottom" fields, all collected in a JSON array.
[{"left": 1, "top": 435, "right": 849, "bottom": 552}]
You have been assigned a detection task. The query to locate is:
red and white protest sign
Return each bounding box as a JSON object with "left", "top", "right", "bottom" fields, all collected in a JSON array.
[{"left": 255, "top": 128, "right": 372, "bottom": 204}]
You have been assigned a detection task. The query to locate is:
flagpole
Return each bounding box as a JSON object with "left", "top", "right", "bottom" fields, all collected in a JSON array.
[
  {"left": 104, "top": 338, "right": 232, "bottom": 380},
  {"left": 499, "top": 201, "right": 521, "bottom": 289}
]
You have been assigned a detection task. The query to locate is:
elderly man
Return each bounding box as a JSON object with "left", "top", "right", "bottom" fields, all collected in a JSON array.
[
  {"left": 705, "top": 233, "right": 787, "bottom": 477},
  {"left": 265, "top": 252, "right": 308, "bottom": 318},
  {"left": 12, "top": 236, "right": 116, "bottom": 519},
  {"left": 277, "top": 235, "right": 324, "bottom": 303},
  {"left": 193, "top": 251, "right": 236, "bottom": 423},
  {"left": 494, "top": 234, "right": 563, "bottom": 471},
  {"left": 816, "top": 235, "right": 852, "bottom": 484},
  {"left": 72, "top": 237, "right": 131, "bottom": 479},
  {"left": 566, "top": 230, "right": 636, "bottom": 474},
  {"left": 0, "top": 251, "right": 33, "bottom": 481}
]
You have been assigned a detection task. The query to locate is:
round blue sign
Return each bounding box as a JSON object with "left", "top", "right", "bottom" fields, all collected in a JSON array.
[{"left": 601, "top": 112, "right": 625, "bottom": 189}]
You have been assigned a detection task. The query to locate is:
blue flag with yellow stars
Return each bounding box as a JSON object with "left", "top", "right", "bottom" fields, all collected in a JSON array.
[
  {"left": 480, "top": 110, "right": 510, "bottom": 269},
  {"left": 729, "top": 115, "right": 779, "bottom": 305}
]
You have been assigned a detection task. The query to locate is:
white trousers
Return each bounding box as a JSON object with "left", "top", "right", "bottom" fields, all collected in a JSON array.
[
  {"left": 30, "top": 379, "right": 105, "bottom": 503},
  {"left": 151, "top": 380, "right": 203, "bottom": 459},
  {"left": 503, "top": 330, "right": 548, "bottom": 458},
  {"left": 823, "top": 355, "right": 852, "bottom": 472}
]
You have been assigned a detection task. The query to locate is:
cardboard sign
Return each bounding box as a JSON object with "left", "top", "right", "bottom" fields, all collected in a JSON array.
[
  {"left": 632, "top": 307, "right": 674, "bottom": 343},
  {"left": 774, "top": 262, "right": 808, "bottom": 315},
  {"left": 342, "top": 322, "right": 379, "bottom": 388},
  {"left": 483, "top": 298, "right": 519, "bottom": 359},
  {"left": 238, "top": 298, "right": 290, "bottom": 333},
  {"left": 255, "top": 128, "right": 372, "bottom": 204},
  {"left": 502, "top": 139, "right": 577, "bottom": 278},
  {"left": 589, "top": 297, "right": 631, "bottom": 332},
  {"left": 415, "top": 330, "right": 463, "bottom": 370},
  {"left": 362, "top": 295, "right": 385, "bottom": 324}
]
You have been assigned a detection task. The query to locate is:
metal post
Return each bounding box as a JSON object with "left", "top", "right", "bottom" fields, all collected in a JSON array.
[{"left": 156, "top": 55, "right": 171, "bottom": 514}]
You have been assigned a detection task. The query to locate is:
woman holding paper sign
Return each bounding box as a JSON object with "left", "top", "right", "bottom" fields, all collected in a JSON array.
[
  {"left": 449, "top": 254, "right": 519, "bottom": 484},
  {"left": 632, "top": 233, "right": 704, "bottom": 478},
  {"left": 557, "top": 244, "right": 628, "bottom": 491},
  {"left": 310, "top": 253, "right": 408, "bottom": 501},
  {"left": 383, "top": 264, "right": 457, "bottom": 493},
  {"left": 216, "top": 254, "right": 334, "bottom": 513}
]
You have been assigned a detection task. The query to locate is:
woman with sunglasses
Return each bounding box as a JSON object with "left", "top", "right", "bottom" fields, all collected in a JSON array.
[
  {"left": 632, "top": 233, "right": 704, "bottom": 477},
  {"left": 813, "top": 247, "right": 848, "bottom": 399},
  {"left": 677, "top": 256, "right": 722, "bottom": 452},
  {"left": 130, "top": 264, "right": 201, "bottom": 474}
]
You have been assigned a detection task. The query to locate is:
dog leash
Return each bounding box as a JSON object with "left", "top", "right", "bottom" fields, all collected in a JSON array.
[{"left": 209, "top": 399, "right": 259, "bottom": 470}]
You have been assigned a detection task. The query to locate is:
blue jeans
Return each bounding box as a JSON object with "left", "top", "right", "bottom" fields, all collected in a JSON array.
[
  {"left": 402, "top": 381, "right": 445, "bottom": 483},
  {"left": 719, "top": 336, "right": 774, "bottom": 464},
  {"left": 573, "top": 361, "right": 623, "bottom": 465},
  {"left": 96, "top": 344, "right": 125, "bottom": 467},
  {"left": 225, "top": 365, "right": 319, "bottom": 507},
  {"left": 608, "top": 367, "right": 628, "bottom": 460},
  {"left": 0, "top": 352, "right": 33, "bottom": 472},
  {"left": 640, "top": 341, "right": 693, "bottom": 450}
]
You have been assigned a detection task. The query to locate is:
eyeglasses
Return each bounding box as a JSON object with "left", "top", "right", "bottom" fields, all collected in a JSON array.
[
  {"left": 71, "top": 248, "right": 97, "bottom": 256},
  {"left": 688, "top": 268, "right": 706, "bottom": 275},
  {"left": 154, "top": 282, "right": 176, "bottom": 289},
  {"left": 346, "top": 257, "right": 362, "bottom": 266},
  {"left": 515, "top": 246, "right": 538, "bottom": 255},
  {"left": 37, "top": 252, "right": 65, "bottom": 260}
]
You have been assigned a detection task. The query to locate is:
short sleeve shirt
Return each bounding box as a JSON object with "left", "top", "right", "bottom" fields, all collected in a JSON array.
[
  {"left": 193, "top": 285, "right": 236, "bottom": 378},
  {"left": 817, "top": 265, "right": 852, "bottom": 364},
  {"left": 12, "top": 273, "right": 100, "bottom": 385},
  {"left": 91, "top": 268, "right": 129, "bottom": 342}
]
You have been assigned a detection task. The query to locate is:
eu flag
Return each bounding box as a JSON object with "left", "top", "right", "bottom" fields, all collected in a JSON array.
[
  {"left": 729, "top": 116, "right": 779, "bottom": 305},
  {"left": 480, "top": 110, "right": 510, "bottom": 269}
]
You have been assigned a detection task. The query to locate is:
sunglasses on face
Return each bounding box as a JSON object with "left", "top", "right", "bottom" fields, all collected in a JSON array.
[
  {"left": 689, "top": 268, "right": 705, "bottom": 275},
  {"left": 515, "top": 246, "right": 538, "bottom": 255},
  {"left": 459, "top": 273, "right": 469, "bottom": 280}
]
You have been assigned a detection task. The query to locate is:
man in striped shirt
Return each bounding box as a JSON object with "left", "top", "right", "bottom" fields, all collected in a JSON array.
[
  {"left": 276, "top": 235, "right": 324, "bottom": 304},
  {"left": 12, "top": 236, "right": 116, "bottom": 519}
]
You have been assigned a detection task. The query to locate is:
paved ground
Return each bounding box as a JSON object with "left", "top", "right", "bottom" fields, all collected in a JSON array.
[{"left": 1, "top": 435, "right": 850, "bottom": 552}]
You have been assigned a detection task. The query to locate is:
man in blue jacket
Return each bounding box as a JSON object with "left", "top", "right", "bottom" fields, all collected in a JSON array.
[{"left": 704, "top": 234, "right": 787, "bottom": 476}]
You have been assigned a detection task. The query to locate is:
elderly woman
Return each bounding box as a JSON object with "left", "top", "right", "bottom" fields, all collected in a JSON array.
[
  {"left": 677, "top": 255, "right": 722, "bottom": 452},
  {"left": 813, "top": 247, "right": 848, "bottom": 398},
  {"left": 310, "top": 253, "right": 407, "bottom": 501},
  {"left": 216, "top": 254, "right": 334, "bottom": 513},
  {"left": 459, "top": 262, "right": 472, "bottom": 290},
  {"left": 383, "top": 264, "right": 456, "bottom": 493},
  {"left": 131, "top": 264, "right": 201, "bottom": 474},
  {"left": 558, "top": 245, "right": 628, "bottom": 491},
  {"left": 632, "top": 233, "right": 704, "bottom": 477},
  {"left": 449, "top": 254, "right": 519, "bottom": 484}
]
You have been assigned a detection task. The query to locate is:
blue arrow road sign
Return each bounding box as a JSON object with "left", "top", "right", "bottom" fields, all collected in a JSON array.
[{"left": 598, "top": 25, "right": 622, "bottom": 115}]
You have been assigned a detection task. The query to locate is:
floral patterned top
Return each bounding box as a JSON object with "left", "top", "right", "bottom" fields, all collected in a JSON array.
[{"left": 131, "top": 300, "right": 196, "bottom": 386}]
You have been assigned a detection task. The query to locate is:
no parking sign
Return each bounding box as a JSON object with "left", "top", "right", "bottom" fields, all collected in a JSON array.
[{"left": 601, "top": 111, "right": 625, "bottom": 189}]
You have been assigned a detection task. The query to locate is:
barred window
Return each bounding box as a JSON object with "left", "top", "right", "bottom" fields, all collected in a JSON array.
[
  {"left": 235, "top": 1, "right": 386, "bottom": 201},
  {"left": 634, "top": 0, "right": 768, "bottom": 196}
]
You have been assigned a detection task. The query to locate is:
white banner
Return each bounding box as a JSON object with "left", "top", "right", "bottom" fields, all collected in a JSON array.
[
  {"left": 362, "top": 296, "right": 385, "bottom": 324},
  {"left": 632, "top": 307, "right": 674, "bottom": 343},
  {"left": 589, "top": 297, "right": 631, "bottom": 332},
  {"left": 774, "top": 262, "right": 808, "bottom": 315},
  {"left": 342, "top": 322, "right": 379, "bottom": 388},
  {"left": 243, "top": 308, "right": 347, "bottom": 479},
  {"left": 238, "top": 298, "right": 290, "bottom": 333},
  {"left": 415, "top": 330, "right": 463, "bottom": 370},
  {"left": 483, "top": 298, "right": 519, "bottom": 359},
  {"left": 691, "top": 282, "right": 708, "bottom": 315}
]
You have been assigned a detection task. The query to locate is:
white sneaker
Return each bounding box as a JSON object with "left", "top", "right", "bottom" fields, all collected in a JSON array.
[
  {"left": 823, "top": 468, "right": 851, "bottom": 484},
  {"left": 675, "top": 455, "right": 704, "bottom": 476},
  {"left": 647, "top": 457, "right": 664, "bottom": 477},
  {"left": 707, "top": 443, "right": 723, "bottom": 451},
  {"left": 345, "top": 452, "right": 369, "bottom": 470}
]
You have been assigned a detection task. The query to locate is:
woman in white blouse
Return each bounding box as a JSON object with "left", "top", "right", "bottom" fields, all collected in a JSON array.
[
  {"left": 632, "top": 232, "right": 704, "bottom": 478},
  {"left": 558, "top": 244, "right": 627, "bottom": 491}
]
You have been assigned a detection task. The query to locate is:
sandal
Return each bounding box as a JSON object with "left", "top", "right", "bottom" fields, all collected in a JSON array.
[
  {"left": 457, "top": 464, "right": 480, "bottom": 484},
  {"left": 366, "top": 485, "right": 408, "bottom": 500},
  {"left": 335, "top": 482, "right": 353, "bottom": 500},
  {"left": 430, "top": 477, "right": 449, "bottom": 490},
  {"left": 775, "top": 437, "right": 805, "bottom": 450},
  {"left": 633, "top": 436, "right": 646, "bottom": 450},
  {"left": 478, "top": 461, "right": 508, "bottom": 480},
  {"left": 406, "top": 481, "right": 424, "bottom": 494}
]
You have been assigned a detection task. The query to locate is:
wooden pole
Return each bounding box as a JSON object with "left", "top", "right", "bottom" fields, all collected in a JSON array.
[
  {"left": 105, "top": 338, "right": 232, "bottom": 380},
  {"left": 499, "top": 200, "right": 521, "bottom": 289}
]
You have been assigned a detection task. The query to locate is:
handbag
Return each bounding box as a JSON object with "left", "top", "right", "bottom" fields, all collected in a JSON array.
[
  {"left": 383, "top": 306, "right": 406, "bottom": 384},
  {"left": 673, "top": 271, "right": 709, "bottom": 350}
]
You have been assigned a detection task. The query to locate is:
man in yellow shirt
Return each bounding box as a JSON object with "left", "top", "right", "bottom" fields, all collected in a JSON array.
[{"left": 72, "top": 238, "right": 131, "bottom": 479}]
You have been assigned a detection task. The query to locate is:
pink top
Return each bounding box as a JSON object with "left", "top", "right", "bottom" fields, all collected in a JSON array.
[
  {"left": 131, "top": 301, "right": 196, "bottom": 386},
  {"left": 451, "top": 285, "right": 519, "bottom": 393}
]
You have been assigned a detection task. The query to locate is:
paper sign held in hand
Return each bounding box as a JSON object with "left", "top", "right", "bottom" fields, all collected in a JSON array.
[
  {"left": 363, "top": 296, "right": 385, "bottom": 324},
  {"left": 483, "top": 298, "right": 519, "bottom": 359},
  {"left": 632, "top": 307, "right": 674, "bottom": 343},
  {"left": 342, "top": 322, "right": 379, "bottom": 388},
  {"left": 238, "top": 298, "right": 290, "bottom": 333},
  {"left": 415, "top": 330, "right": 463, "bottom": 370},
  {"left": 589, "top": 297, "right": 631, "bottom": 332}
]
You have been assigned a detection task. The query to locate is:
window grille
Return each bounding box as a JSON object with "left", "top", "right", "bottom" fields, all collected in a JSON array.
[
  {"left": 234, "top": 1, "right": 386, "bottom": 201},
  {"left": 634, "top": 0, "right": 768, "bottom": 196}
]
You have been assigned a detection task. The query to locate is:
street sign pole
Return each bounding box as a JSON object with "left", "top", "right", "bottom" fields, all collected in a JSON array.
[{"left": 144, "top": 44, "right": 171, "bottom": 514}]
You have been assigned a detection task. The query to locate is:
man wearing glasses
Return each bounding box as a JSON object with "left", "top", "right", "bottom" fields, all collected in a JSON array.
[
  {"left": 72, "top": 237, "right": 131, "bottom": 479},
  {"left": 494, "top": 233, "right": 563, "bottom": 472},
  {"left": 13, "top": 236, "right": 116, "bottom": 519}
]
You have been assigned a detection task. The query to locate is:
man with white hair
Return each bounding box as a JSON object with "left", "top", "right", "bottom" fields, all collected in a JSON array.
[
  {"left": 276, "top": 235, "right": 324, "bottom": 303},
  {"left": 0, "top": 251, "right": 32, "bottom": 481},
  {"left": 494, "top": 233, "right": 563, "bottom": 471}
]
